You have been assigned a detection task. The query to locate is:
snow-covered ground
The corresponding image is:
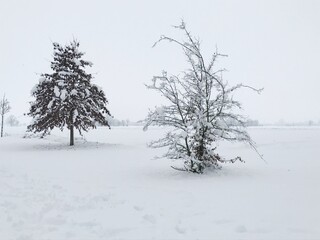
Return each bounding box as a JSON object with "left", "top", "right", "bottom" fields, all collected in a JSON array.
[{"left": 0, "top": 126, "right": 319, "bottom": 240}]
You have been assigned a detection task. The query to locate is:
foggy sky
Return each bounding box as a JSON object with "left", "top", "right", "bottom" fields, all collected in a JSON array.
[{"left": 1, "top": 0, "right": 319, "bottom": 124}]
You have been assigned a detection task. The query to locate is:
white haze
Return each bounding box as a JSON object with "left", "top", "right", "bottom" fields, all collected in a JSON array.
[{"left": 0, "top": 0, "right": 319, "bottom": 124}]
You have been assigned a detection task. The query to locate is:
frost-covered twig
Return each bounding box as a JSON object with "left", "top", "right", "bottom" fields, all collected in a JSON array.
[{"left": 144, "top": 21, "right": 263, "bottom": 173}]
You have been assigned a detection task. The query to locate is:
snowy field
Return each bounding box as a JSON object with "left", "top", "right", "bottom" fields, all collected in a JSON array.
[{"left": 0, "top": 126, "right": 319, "bottom": 240}]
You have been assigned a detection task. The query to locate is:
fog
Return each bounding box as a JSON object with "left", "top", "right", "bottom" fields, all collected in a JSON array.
[{"left": 1, "top": 0, "right": 319, "bottom": 124}]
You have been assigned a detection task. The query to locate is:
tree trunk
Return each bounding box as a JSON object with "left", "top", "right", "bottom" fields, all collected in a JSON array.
[
  {"left": 70, "top": 110, "right": 74, "bottom": 146},
  {"left": 70, "top": 125, "right": 74, "bottom": 146},
  {"left": 1, "top": 113, "right": 3, "bottom": 138}
]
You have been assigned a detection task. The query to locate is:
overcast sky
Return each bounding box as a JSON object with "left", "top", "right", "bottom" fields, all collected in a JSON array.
[{"left": 1, "top": 0, "right": 319, "bottom": 124}]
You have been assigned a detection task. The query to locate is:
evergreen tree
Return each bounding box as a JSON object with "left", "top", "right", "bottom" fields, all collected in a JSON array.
[{"left": 27, "top": 40, "right": 111, "bottom": 145}]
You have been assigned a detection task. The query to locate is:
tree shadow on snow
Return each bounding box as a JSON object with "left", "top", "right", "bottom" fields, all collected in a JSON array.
[
  {"left": 32, "top": 141, "right": 121, "bottom": 151},
  {"left": 144, "top": 161, "right": 264, "bottom": 182},
  {"left": 20, "top": 136, "right": 123, "bottom": 152}
]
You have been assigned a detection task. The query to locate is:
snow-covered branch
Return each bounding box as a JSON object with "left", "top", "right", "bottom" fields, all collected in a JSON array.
[{"left": 144, "top": 21, "right": 262, "bottom": 173}]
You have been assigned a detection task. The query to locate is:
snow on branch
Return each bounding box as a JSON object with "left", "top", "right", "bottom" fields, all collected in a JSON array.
[
  {"left": 27, "top": 40, "right": 111, "bottom": 146},
  {"left": 144, "top": 21, "right": 263, "bottom": 173}
]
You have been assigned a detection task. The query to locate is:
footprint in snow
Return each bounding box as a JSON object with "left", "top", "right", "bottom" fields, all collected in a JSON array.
[
  {"left": 75, "top": 221, "right": 99, "bottom": 228},
  {"left": 52, "top": 184, "right": 63, "bottom": 190},
  {"left": 16, "top": 235, "right": 33, "bottom": 240},
  {"left": 12, "top": 220, "right": 24, "bottom": 229},
  {"left": 235, "top": 225, "right": 247, "bottom": 233},
  {"left": 213, "top": 219, "right": 233, "bottom": 225},
  {"left": 65, "top": 232, "right": 75, "bottom": 238},
  {"left": 133, "top": 205, "right": 144, "bottom": 211},
  {"left": 143, "top": 214, "right": 156, "bottom": 224},
  {"left": 44, "top": 215, "right": 67, "bottom": 226},
  {"left": 1, "top": 200, "right": 17, "bottom": 210},
  {"left": 175, "top": 224, "right": 186, "bottom": 234}
]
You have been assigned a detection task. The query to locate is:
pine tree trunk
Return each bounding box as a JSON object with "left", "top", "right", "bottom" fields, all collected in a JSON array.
[
  {"left": 70, "top": 110, "right": 74, "bottom": 146},
  {"left": 70, "top": 125, "right": 74, "bottom": 146}
]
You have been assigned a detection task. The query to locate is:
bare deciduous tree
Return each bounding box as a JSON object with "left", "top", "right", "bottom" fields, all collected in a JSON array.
[
  {"left": 0, "top": 95, "right": 11, "bottom": 137},
  {"left": 144, "top": 21, "right": 263, "bottom": 173},
  {"left": 6, "top": 114, "right": 19, "bottom": 127}
]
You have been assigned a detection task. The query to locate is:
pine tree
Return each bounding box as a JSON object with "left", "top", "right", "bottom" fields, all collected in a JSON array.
[
  {"left": 27, "top": 40, "right": 111, "bottom": 145},
  {"left": 144, "top": 21, "right": 262, "bottom": 173}
]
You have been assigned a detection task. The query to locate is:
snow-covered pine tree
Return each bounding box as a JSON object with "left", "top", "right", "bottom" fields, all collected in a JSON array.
[
  {"left": 144, "top": 21, "right": 262, "bottom": 173},
  {"left": 27, "top": 40, "right": 111, "bottom": 145}
]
